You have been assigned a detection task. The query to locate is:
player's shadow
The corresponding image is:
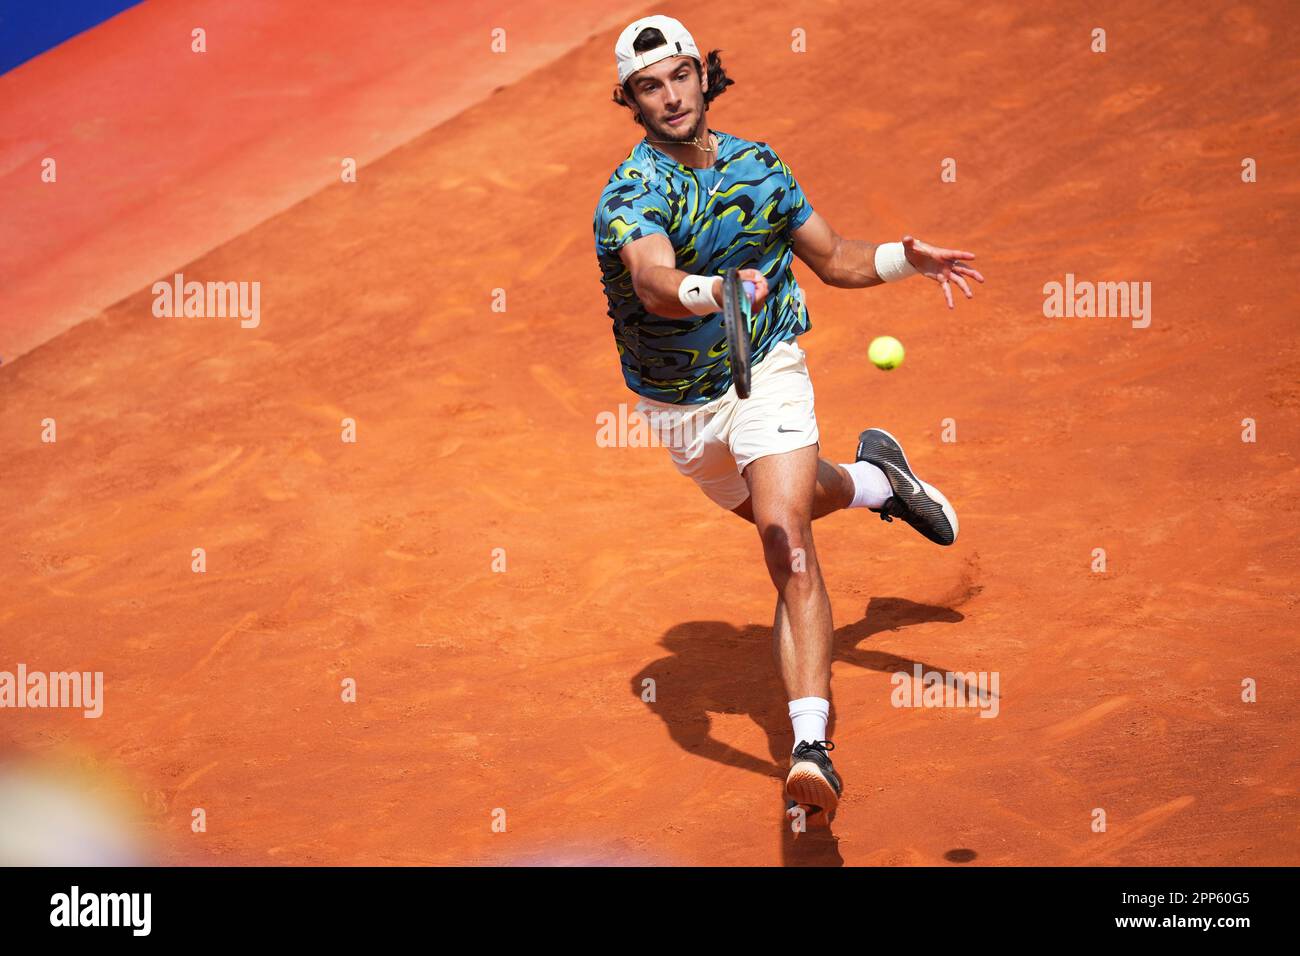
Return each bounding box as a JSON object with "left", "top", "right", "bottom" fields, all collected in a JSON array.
[{"left": 630, "top": 596, "right": 965, "bottom": 867}]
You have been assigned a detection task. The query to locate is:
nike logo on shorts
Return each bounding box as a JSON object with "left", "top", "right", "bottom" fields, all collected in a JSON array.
[{"left": 777, "top": 424, "right": 800, "bottom": 434}]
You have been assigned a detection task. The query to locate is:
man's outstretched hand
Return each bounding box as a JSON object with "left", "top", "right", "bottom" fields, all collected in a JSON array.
[{"left": 902, "top": 235, "right": 985, "bottom": 309}]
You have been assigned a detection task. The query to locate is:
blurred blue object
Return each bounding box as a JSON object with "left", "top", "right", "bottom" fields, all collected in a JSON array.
[{"left": 0, "top": 0, "right": 144, "bottom": 75}]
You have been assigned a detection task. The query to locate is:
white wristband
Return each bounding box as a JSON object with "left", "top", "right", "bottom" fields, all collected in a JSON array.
[
  {"left": 678, "top": 274, "right": 720, "bottom": 315},
  {"left": 874, "top": 241, "right": 918, "bottom": 283}
]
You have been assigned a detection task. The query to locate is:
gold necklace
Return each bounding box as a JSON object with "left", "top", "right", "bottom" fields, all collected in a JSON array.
[{"left": 645, "top": 131, "right": 716, "bottom": 162}]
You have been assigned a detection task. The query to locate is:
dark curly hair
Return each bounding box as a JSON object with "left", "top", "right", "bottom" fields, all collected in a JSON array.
[{"left": 611, "top": 27, "right": 734, "bottom": 126}]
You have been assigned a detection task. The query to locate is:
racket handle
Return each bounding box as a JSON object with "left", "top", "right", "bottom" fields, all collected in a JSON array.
[{"left": 742, "top": 280, "right": 756, "bottom": 303}]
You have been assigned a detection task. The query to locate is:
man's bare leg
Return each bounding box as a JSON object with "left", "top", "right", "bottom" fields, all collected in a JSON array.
[
  {"left": 741, "top": 445, "right": 832, "bottom": 701},
  {"left": 734, "top": 433, "right": 958, "bottom": 549},
  {"left": 744, "top": 444, "right": 844, "bottom": 818},
  {"left": 731, "top": 457, "right": 852, "bottom": 524},
  {"left": 771, "top": 592, "right": 817, "bottom": 701}
]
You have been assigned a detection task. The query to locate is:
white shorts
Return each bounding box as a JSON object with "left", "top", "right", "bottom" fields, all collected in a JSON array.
[{"left": 633, "top": 339, "right": 820, "bottom": 510}]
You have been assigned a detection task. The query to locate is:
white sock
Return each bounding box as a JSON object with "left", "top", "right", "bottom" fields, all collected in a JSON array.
[
  {"left": 789, "top": 697, "right": 830, "bottom": 752},
  {"left": 841, "top": 460, "right": 892, "bottom": 509}
]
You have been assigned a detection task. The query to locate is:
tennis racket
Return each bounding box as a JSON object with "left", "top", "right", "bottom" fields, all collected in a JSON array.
[{"left": 721, "top": 268, "right": 756, "bottom": 399}]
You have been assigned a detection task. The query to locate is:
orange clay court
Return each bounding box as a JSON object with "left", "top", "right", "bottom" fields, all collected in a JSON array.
[{"left": 1, "top": 0, "right": 1298, "bottom": 866}]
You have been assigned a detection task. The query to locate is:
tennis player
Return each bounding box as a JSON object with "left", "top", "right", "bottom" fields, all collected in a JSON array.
[{"left": 593, "top": 15, "right": 984, "bottom": 824}]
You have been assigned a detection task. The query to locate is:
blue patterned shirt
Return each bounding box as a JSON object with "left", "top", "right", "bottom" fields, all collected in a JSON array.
[{"left": 593, "top": 130, "right": 815, "bottom": 404}]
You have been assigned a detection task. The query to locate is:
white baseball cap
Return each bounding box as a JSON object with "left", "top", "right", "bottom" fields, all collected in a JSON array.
[{"left": 614, "top": 15, "right": 701, "bottom": 86}]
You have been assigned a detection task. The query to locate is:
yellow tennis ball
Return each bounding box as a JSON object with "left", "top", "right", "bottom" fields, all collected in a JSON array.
[{"left": 868, "top": 335, "right": 905, "bottom": 370}]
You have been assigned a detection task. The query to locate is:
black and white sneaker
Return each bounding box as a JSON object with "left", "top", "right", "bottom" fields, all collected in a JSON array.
[
  {"left": 856, "top": 427, "right": 958, "bottom": 546},
  {"left": 786, "top": 739, "right": 842, "bottom": 823}
]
